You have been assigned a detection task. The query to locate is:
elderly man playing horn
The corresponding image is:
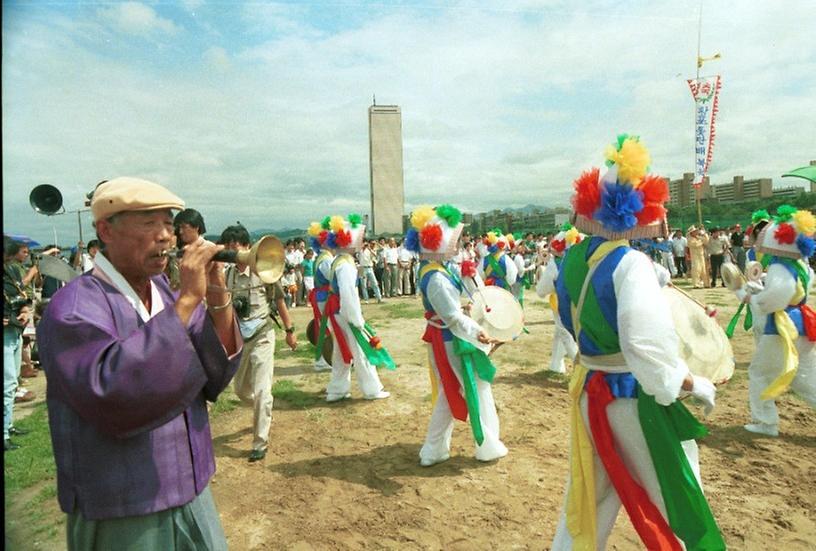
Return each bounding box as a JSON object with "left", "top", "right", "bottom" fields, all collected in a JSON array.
[
  {"left": 37, "top": 177, "right": 241, "bottom": 550},
  {"left": 406, "top": 204, "right": 508, "bottom": 466},
  {"left": 735, "top": 206, "right": 816, "bottom": 437},
  {"left": 551, "top": 135, "right": 724, "bottom": 550}
]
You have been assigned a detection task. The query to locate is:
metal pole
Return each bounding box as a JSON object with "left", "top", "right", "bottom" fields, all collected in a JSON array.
[{"left": 77, "top": 210, "right": 84, "bottom": 243}]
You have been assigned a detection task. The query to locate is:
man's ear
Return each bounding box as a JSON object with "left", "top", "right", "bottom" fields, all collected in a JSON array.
[{"left": 95, "top": 219, "right": 114, "bottom": 244}]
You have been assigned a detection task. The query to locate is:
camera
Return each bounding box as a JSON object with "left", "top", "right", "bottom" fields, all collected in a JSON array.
[
  {"left": 8, "top": 295, "right": 32, "bottom": 313},
  {"left": 232, "top": 295, "right": 250, "bottom": 318}
]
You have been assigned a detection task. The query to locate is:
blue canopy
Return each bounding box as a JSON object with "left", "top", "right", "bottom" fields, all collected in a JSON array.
[{"left": 4, "top": 233, "right": 41, "bottom": 248}]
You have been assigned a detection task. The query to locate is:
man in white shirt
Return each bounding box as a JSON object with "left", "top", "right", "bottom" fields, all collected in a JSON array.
[
  {"left": 383, "top": 238, "right": 399, "bottom": 297},
  {"left": 397, "top": 243, "right": 414, "bottom": 296},
  {"left": 670, "top": 230, "right": 688, "bottom": 278},
  {"left": 356, "top": 242, "right": 382, "bottom": 303}
]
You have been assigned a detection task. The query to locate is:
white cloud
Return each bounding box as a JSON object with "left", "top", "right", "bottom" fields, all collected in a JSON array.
[
  {"left": 98, "top": 2, "right": 180, "bottom": 36},
  {"left": 181, "top": 0, "right": 205, "bottom": 11},
  {"left": 203, "top": 46, "right": 230, "bottom": 71},
  {"left": 3, "top": 1, "right": 815, "bottom": 245}
]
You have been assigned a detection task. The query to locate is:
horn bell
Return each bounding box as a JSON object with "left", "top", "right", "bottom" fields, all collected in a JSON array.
[
  {"left": 30, "top": 184, "right": 64, "bottom": 215},
  {"left": 236, "top": 235, "right": 285, "bottom": 284}
]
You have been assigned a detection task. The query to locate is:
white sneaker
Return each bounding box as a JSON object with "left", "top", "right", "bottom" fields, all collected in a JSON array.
[
  {"left": 475, "top": 442, "right": 509, "bottom": 462},
  {"left": 420, "top": 454, "right": 450, "bottom": 467},
  {"left": 313, "top": 358, "right": 332, "bottom": 372},
  {"left": 744, "top": 423, "right": 779, "bottom": 437},
  {"left": 363, "top": 390, "right": 390, "bottom": 400},
  {"left": 326, "top": 393, "right": 351, "bottom": 403}
]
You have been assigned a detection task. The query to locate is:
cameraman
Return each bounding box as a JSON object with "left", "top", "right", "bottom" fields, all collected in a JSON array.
[
  {"left": 221, "top": 224, "right": 297, "bottom": 462},
  {"left": 4, "top": 237, "right": 35, "bottom": 451}
]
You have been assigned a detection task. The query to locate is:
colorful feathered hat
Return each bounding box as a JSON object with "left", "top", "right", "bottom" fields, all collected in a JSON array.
[
  {"left": 755, "top": 205, "right": 815, "bottom": 259},
  {"left": 571, "top": 133, "right": 669, "bottom": 240},
  {"left": 404, "top": 204, "right": 464, "bottom": 261},
  {"left": 307, "top": 214, "right": 365, "bottom": 254},
  {"left": 745, "top": 209, "right": 771, "bottom": 244},
  {"left": 549, "top": 222, "right": 584, "bottom": 256},
  {"left": 482, "top": 229, "right": 511, "bottom": 254}
]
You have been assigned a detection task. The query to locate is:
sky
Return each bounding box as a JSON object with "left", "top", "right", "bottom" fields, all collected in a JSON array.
[{"left": 3, "top": 0, "right": 815, "bottom": 246}]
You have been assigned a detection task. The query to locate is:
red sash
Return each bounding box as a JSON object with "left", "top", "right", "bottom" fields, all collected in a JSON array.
[
  {"left": 325, "top": 293, "right": 353, "bottom": 363},
  {"left": 308, "top": 285, "right": 331, "bottom": 341},
  {"left": 585, "top": 374, "right": 681, "bottom": 551},
  {"left": 422, "top": 312, "right": 468, "bottom": 421},
  {"left": 800, "top": 304, "right": 816, "bottom": 342}
]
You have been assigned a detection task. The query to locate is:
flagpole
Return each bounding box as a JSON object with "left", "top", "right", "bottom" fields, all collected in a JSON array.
[{"left": 695, "top": 0, "right": 704, "bottom": 227}]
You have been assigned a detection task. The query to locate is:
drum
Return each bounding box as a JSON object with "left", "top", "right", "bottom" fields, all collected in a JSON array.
[
  {"left": 662, "top": 286, "right": 734, "bottom": 384},
  {"left": 38, "top": 255, "right": 80, "bottom": 283},
  {"left": 306, "top": 318, "right": 333, "bottom": 364},
  {"left": 470, "top": 286, "right": 524, "bottom": 343}
]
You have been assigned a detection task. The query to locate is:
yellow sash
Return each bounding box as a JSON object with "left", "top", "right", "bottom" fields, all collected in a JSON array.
[
  {"left": 761, "top": 277, "right": 806, "bottom": 400},
  {"left": 566, "top": 239, "right": 628, "bottom": 550}
]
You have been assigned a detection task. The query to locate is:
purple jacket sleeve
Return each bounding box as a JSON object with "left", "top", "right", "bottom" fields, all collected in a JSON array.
[{"left": 38, "top": 275, "right": 240, "bottom": 438}]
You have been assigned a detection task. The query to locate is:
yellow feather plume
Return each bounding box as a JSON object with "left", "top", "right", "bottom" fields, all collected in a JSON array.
[
  {"left": 329, "top": 215, "right": 346, "bottom": 232},
  {"left": 793, "top": 210, "right": 816, "bottom": 236},
  {"left": 307, "top": 222, "right": 322, "bottom": 237},
  {"left": 411, "top": 205, "right": 436, "bottom": 230},
  {"left": 565, "top": 227, "right": 580, "bottom": 246},
  {"left": 605, "top": 137, "right": 650, "bottom": 185},
  {"left": 486, "top": 231, "right": 499, "bottom": 245}
]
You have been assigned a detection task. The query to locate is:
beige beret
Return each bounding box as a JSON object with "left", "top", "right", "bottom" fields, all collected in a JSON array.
[{"left": 91, "top": 177, "right": 185, "bottom": 221}]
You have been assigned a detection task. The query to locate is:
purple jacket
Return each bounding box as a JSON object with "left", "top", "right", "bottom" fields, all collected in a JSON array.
[{"left": 37, "top": 271, "right": 241, "bottom": 520}]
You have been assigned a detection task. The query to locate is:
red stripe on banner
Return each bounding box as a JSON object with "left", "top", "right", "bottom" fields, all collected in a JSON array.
[
  {"left": 585, "top": 374, "right": 682, "bottom": 551},
  {"left": 704, "top": 76, "right": 722, "bottom": 175},
  {"left": 422, "top": 312, "right": 468, "bottom": 421},
  {"left": 325, "top": 294, "right": 353, "bottom": 363}
]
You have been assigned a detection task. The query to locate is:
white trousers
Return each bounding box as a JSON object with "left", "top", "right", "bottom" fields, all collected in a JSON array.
[
  {"left": 233, "top": 326, "right": 276, "bottom": 452},
  {"left": 748, "top": 333, "right": 816, "bottom": 426},
  {"left": 419, "top": 342, "right": 507, "bottom": 462},
  {"left": 551, "top": 395, "right": 701, "bottom": 550},
  {"left": 326, "top": 315, "right": 384, "bottom": 399}
]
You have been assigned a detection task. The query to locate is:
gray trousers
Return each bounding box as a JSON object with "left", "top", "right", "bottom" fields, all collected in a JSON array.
[
  {"left": 67, "top": 486, "right": 227, "bottom": 551},
  {"left": 384, "top": 264, "right": 398, "bottom": 296}
]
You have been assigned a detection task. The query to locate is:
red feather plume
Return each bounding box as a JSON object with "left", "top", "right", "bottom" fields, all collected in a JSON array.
[
  {"left": 550, "top": 239, "right": 566, "bottom": 253},
  {"left": 571, "top": 167, "right": 601, "bottom": 218},
  {"left": 420, "top": 224, "right": 443, "bottom": 251},
  {"left": 335, "top": 229, "right": 352, "bottom": 247},
  {"left": 318, "top": 230, "right": 329, "bottom": 244},
  {"left": 636, "top": 174, "right": 669, "bottom": 225},
  {"left": 774, "top": 223, "right": 796, "bottom": 245},
  {"left": 461, "top": 260, "right": 477, "bottom": 277}
]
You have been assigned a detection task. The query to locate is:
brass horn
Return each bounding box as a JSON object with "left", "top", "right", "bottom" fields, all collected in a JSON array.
[
  {"left": 163, "top": 235, "right": 285, "bottom": 284},
  {"left": 30, "top": 184, "right": 64, "bottom": 215}
]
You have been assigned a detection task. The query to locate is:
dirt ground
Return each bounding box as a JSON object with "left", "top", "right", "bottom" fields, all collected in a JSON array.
[{"left": 9, "top": 283, "right": 816, "bottom": 550}]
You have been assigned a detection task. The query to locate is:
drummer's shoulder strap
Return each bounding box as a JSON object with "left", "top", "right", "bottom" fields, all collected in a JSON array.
[
  {"left": 418, "top": 262, "right": 459, "bottom": 298},
  {"left": 560, "top": 238, "right": 630, "bottom": 355}
]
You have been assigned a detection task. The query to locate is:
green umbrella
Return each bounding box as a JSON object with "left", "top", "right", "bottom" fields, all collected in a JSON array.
[{"left": 782, "top": 165, "right": 816, "bottom": 184}]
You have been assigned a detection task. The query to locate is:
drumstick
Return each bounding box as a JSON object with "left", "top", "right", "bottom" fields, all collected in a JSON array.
[{"left": 668, "top": 283, "right": 717, "bottom": 317}]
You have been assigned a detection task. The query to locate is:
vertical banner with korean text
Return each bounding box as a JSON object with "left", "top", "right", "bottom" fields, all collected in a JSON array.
[{"left": 687, "top": 75, "right": 722, "bottom": 187}]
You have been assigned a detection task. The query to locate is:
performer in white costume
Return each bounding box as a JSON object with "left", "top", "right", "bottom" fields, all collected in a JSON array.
[
  {"left": 405, "top": 205, "right": 508, "bottom": 467},
  {"left": 734, "top": 206, "right": 816, "bottom": 437},
  {"left": 551, "top": 134, "right": 724, "bottom": 551},
  {"left": 321, "top": 215, "right": 394, "bottom": 402},
  {"left": 477, "top": 230, "right": 518, "bottom": 292},
  {"left": 306, "top": 220, "right": 336, "bottom": 372},
  {"left": 536, "top": 224, "right": 582, "bottom": 373}
]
